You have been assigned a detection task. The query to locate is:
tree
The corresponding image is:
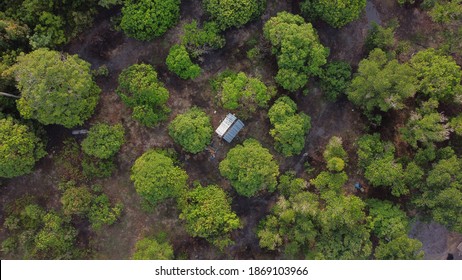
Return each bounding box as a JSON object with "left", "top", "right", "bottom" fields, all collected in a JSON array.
[
  {"left": 365, "top": 22, "right": 396, "bottom": 52},
  {"left": 168, "top": 108, "right": 213, "bottom": 154},
  {"left": 301, "top": 0, "right": 367, "bottom": 28},
  {"left": 166, "top": 44, "right": 201, "bottom": 79},
  {"left": 319, "top": 61, "right": 352, "bottom": 101},
  {"left": 131, "top": 150, "right": 188, "bottom": 205},
  {"left": 219, "top": 139, "right": 279, "bottom": 197},
  {"left": 11, "top": 48, "right": 101, "bottom": 128},
  {"left": 0, "top": 116, "right": 46, "bottom": 178},
  {"left": 263, "top": 12, "right": 329, "bottom": 92},
  {"left": 117, "top": 64, "right": 170, "bottom": 127},
  {"left": 367, "top": 199, "right": 409, "bottom": 240},
  {"left": 450, "top": 115, "right": 462, "bottom": 136},
  {"left": 400, "top": 100, "right": 451, "bottom": 148},
  {"left": 218, "top": 72, "right": 274, "bottom": 118},
  {"left": 82, "top": 123, "right": 125, "bottom": 159},
  {"left": 268, "top": 96, "right": 311, "bottom": 156},
  {"left": 348, "top": 48, "right": 417, "bottom": 119},
  {"left": 323, "top": 136, "right": 348, "bottom": 163},
  {"left": 203, "top": 0, "right": 265, "bottom": 30},
  {"left": 133, "top": 235, "right": 174, "bottom": 260},
  {"left": 375, "top": 235, "right": 424, "bottom": 260},
  {"left": 410, "top": 48, "right": 462, "bottom": 101},
  {"left": 61, "top": 186, "right": 93, "bottom": 216},
  {"left": 88, "top": 194, "right": 123, "bottom": 230},
  {"left": 429, "top": 0, "right": 462, "bottom": 23},
  {"left": 179, "top": 185, "right": 240, "bottom": 249},
  {"left": 181, "top": 20, "right": 225, "bottom": 58},
  {"left": 120, "top": 0, "right": 180, "bottom": 41}
]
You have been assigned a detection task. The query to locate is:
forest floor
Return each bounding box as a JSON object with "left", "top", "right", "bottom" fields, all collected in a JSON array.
[{"left": 1, "top": 0, "right": 461, "bottom": 259}]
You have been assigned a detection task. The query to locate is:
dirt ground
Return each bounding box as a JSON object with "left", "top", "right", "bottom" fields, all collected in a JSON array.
[{"left": 1, "top": 0, "right": 461, "bottom": 259}]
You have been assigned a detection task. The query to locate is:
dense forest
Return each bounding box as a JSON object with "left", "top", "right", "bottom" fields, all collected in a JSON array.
[{"left": 1, "top": 0, "right": 462, "bottom": 260}]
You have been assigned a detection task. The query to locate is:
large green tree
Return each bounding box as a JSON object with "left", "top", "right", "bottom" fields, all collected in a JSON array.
[
  {"left": 11, "top": 48, "right": 101, "bottom": 128},
  {"left": 120, "top": 0, "right": 180, "bottom": 41},
  {"left": 263, "top": 12, "right": 329, "bottom": 92},
  {"left": 0, "top": 116, "right": 46, "bottom": 178},
  {"left": 375, "top": 235, "right": 424, "bottom": 260},
  {"left": 179, "top": 185, "right": 240, "bottom": 249},
  {"left": 348, "top": 48, "right": 417, "bottom": 120},
  {"left": 268, "top": 96, "right": 311, "bottom": 157},
  {"left": 117, "top": 64, "right": 170, "bottom": 127},
  {"left": 131, "top": 150, "right": 188, "bottom": 205},
  {"left": 82, "top": 123, "right": 125, "bottom": 159},
  {"left": 133, "top": 235, "right": 174, "bottom": 260},
  {"left": 301, "top": 0, "right": 367, "bottom": 28},
  {"left": 168, "top": 108, "right": 213, "bottom": 154},
  {"left": 203, "top": 0, "right": 265, "bottom": 30},
  {"left": 219, "top": 139, "right": 279, "bottom": 197},
  {"left": 410, "top": 48, "right": 462, "bottom": 101}
]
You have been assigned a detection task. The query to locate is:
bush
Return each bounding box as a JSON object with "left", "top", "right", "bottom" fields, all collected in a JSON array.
[
  {"left": 166, "top": 44, "right": 201, "bottom": 79},
  {"left": 120, "top": 0, "right": 180, "bottom": 41},
  {"left": 82, "top": 155, "right": 116, "bottom": 179},
  {"left": 61, "top": 185, "right": 93, "bottom": 216},
  {"left": 301, "top": 0, "right": 367, "bottom": 28},
  {"left": 219, "top": 139, "right": 279, "bottom": 197},
  {"left": 181, "top": 20, "right": 225, "bottom": 58},
  {"left": 203, "top": 0, "right": 266, "bottom": 30},
  {"left": 320, "top": 61, "right": 352, "bottom": 101},
  {"left": 133, "top": 234, "right": 174, "bottom": 260},
  {"left": 88, "top": 194, "right": 123, "bottom": 230},
  {"left": 117, "top": 64, "right": 170, "bottom": 127},
  {"left": 168, "top": 108, "right": 213, "bottom": 153},
  {"left": 82, "top": 123, "right": 125, "bottom": 159}
]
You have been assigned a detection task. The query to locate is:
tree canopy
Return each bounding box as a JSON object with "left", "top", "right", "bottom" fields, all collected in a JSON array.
[
  {"left": 168, "top": 108, "right": 213, "bottom": 154},
  {"left": 133, "top": 235, "right": 174, "bottom": 260},
  {"left": 179, "top": 185, "right": 240, "bottom": 249},
  {"left": 268, "top": 96, "right": 311, "bottom": 157},
  {"left": 0, "top": 116, "right": 46, "bottom": 178},
  {"left": 82, "top": 123, "right": 125, "bottom": 159},
  {"left": 301, "top": 0, "right": 367, "bottom": 28},
  {"left": 219, "top": 139, "right": 279, "bottom": 197},
  {"left": 203, "top": 0, "right": 265, "bottom": 30},
  {"left": 319, "top": 61, "right": 352, "bottom": 101},
  {"left": 348, "top": 48, "right": 417, "bottom": 120},
  {"left": 117, "top": 64, "right": 170, "bottom": 127},
  {"left": 131, "top": 150, "right": 188, "bottom": 205},
  {"left": 11, "top": 48, "right": 101, "bottom": 128},
  {"left": 166, "top": 44, "right": 201, "bottom": 79},
  {"left": 263, "top": 12, "right": 329, "bottom": 92},
  {"left": 120, "top": 0, "right": 180, "bottom": 41}
]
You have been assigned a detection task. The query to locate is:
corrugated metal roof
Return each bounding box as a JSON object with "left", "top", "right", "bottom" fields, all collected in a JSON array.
[
  {"left": 215, "top": 113, "right": 236, "bottom": 137},
  {"left": 223, "top": 119, "right": 244, "bottom": 143}
]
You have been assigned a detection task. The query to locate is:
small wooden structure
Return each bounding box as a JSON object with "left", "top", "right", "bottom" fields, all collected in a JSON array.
[{"left": 215, "top": 113, "right": 244, "bottom": 143}]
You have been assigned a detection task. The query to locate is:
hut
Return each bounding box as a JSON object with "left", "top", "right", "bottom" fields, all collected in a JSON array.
[{"left": 215, "top": 113, "right": 244, "bottom": 143}]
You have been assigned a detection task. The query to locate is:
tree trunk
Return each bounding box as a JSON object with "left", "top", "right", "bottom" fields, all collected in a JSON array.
[{"left": 0, "top": 92, "right": 20, "bottom": 99}]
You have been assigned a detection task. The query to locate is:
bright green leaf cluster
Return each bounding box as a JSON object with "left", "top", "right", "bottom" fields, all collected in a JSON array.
[
  {"left": 168, "top": 108, "right": 213, "bottom": 154},
  {"left": 117, "top": 64, "right": 170, "bottom": 127},
  {"left": 11, "top": 48, "right": 101, "bottom": 128},
  {"left": 301, "top": 0, "right": 367, "bottom": 28},
  {"left": 82, "top": 123, "right": 125, "bottom": 159},
  {"left": 219, "top": 139, "right": 279, "bottom": 197},
  {"left": 120, "top": 0, "right": 180, "bottom": 41},
  {"left": 268, "top": 96, "right": 311, "bottom": 157},
  {"left": 166, "top": 44, "right": 201, "bottom": 79},
  {"left": 203, "top": 0, "right": 266, "bottom": 30},
  {"left": 181, "top": 20, "right": 225, "bottom": 58},
  {"left": 263, "top": 12, "right": 329, "bottom": 92},
  {"left": 133, "top": 235, "right": 174, "bottom": 260}
]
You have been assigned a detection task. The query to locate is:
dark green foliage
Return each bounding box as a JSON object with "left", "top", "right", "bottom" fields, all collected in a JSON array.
[
  {"left": 168, "top": 108, "right": 213, "bottom": 154},
  {"left": 219, "top": 139, "right": 279, "bottom": 197},
  {"left": 310, "top": 171, "right": 348, "bottom": 195},
  {"left": 367, "top": 199, "right": 409, "bottom": 240},
  {"left": 131, "top": 150, "right": 188, "bottom": 205},
  {"left": 88, "top": 194, "right": 123, "bottom": 230},
  {"left": 117, "top": 64, "right": 170, "bottom": 127},
  {"left": 0, "top": 116, "right": 46, "bottom": 178},
  {"left": 133, "top": 234, "right": 174, "bottom": 260},
  {"left": 429, "top": 0, "right": 462, "bottom": 23},
  {"left": 217, "top": 72, "right": 274, "bottom": 118},
  {"left": 268, "top": 96, "right": 311, "bottom": 156},
  {"left": 181, "top": 20, "right": 225, "bottom": 58},
  {"left": 82, "top": 123, "right": 125, "bottom": 159},
  {"left": 179, "top": 185, "right": 240, "bottom": 249},
  {"left": 410, "top": 48, "right": 462, "bottom": 101},
  {"left": 120, "top": 0, "right": 180, "bottom": 41},
  {"left": 301, "top": 0, "right": 367, "bottom": 28},
  {"left": 348, "top": 48, "right": 417, "bottom": 118},
  {"left": 2, "top": 201, "right": 78, "bottom": 259},
  {"left": 450, "top": 115, "right": 462, "bottom": 136},
  {"left": 263, "top": 12, "right": 329, "bottom": 92},
  {"left": 375, "top": 235, "right": 424, "bottom": 260},
  {"left": 166, "top": 44, "right": 201, "bottom": 79},
  {"left": 11, "top": 49, "right": 101, "bottom": 128},
  {"left": 98, "top": 0, "right": 123, "bottom": 8},
  {"left": 319, "top": 61, "right": 352, "bottom": 101},
  {"left": 277, "top": 171, "right": 307, "bottom": 199},
  {"left": 203, "top": 0, "right": 266, "bottom": 30},
  {"left": 82, "top": 155, "right": 116, "bottom": 179},
  {"left": 365, "top": 22, "right": 396, "bottom": 52}
]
